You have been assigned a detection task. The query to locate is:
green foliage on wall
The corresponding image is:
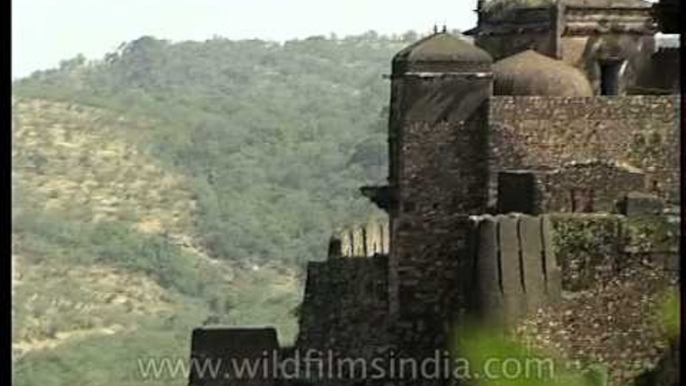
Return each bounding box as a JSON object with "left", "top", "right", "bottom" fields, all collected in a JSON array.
[
  {"left": 659, "top": 289, "right": 680, "bottom": 340},
  {"left": 624, "top": 215, "right": 679, "bottom": 253},
  {"left": 550, "top": 215, "right": 624, "bottom": 290},
  {"left": 448, "top": 321, "right": 608, "bottom": 386}
]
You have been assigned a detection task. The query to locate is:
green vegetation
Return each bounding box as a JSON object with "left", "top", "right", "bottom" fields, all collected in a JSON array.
[
  {"left": 448, "top": 321, "right": 608, "bottom": 386},
  {"left": 15, "top": 32, "right": 402, "bottom": 266},
  {"left": 659, "top": 289, "right": 680, "bottom": 340},
  {"left": 13, "top": 311, "right": 207, "bottom": 386},
  {"left": 12, "top": 32, "right": 411, "bottom": 386},
  {"left": 625, "top": 215, "right": 680, "bottom": 254},
  {"left": 550, "top": 215, "right": 623, "bottom": 290},
  {"left": 13, "top": 207, "right": 208, "bottom": 296}
]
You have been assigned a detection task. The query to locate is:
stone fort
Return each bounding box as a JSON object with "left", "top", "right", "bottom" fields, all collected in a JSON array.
[{"left": 188, "top": 1, "right": 680, "bottom": 385}]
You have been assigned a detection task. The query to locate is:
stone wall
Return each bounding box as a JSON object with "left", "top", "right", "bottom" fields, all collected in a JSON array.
[
  {"left": 188, "top": 327, "right": 279, "bottom": 386},
  {"left": 550, "top": 214, "right": 679, "bottom": 291},
  {"left": 635, "top": 340, "right": 680, "bottom": 386},
  {"left": 295, "top": 255, "right": 390, "bottom": 372},
  {"left": 473, "top": 6, "right": 557, "bottom": 61},
  {"left": 538, "top": 161, "right": 646, "bottom": 213},
  {"left": 498, "top": 161, "right": 646, "bottom": 214},
  {"left": 466, "top": 214, "right": 562, "bottom": 327},
  {"left": 489, "top": 96, "right": 681, "bottom": 207},
  {"left": 550, "top": 214, "right": 626, "bottom": 291}
]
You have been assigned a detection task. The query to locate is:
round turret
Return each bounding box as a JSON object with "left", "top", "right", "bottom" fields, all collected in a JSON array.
[
  {"left": 493, "top": 50, "right": 594, "bottom": 96},
  {"left": 392, "top": 32, "right": 493, "bottom": 74}
]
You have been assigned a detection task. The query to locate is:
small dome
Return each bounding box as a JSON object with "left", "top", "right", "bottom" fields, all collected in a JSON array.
[
  {"left": 394, "top": 32, "right": 493, "bottom": 64},
  {"left": 493, "top": 50, "right": 593, "bottom": 96},
  {"left": 393, "top": 32, "right": 492, "bottom": 74}
]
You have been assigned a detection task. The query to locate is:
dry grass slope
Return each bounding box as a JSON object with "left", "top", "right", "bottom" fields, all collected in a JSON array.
[
  {"left": 11, "top": 97, "right": 204, "bottom": 356},
  {"left": 12, "top": 97, "right": 198, "bottom": 238},
  {"left": 11, "top": 97, "right": 268, "bottom": 358}
]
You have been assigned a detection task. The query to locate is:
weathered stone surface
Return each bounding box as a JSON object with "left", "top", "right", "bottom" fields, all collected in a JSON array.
[
  {"left": 541, "top": 215, "right": 562, "bottom": 302},
  {"left": 621, "top": 191, "right": 665, "bottom": 216},
  {"left": 550, "top": 214, "right": 680, "bottom": 291},
  {"left": 475, "top": 216, "right": 503, "bottom": 322},
  {"left": 188, "top": 327, "right": 278, "bottom": 386},
  {"left": 634, "top": 340, "right": 680, "bottom": 386},
  {"left": 490, "top": 96, "right": 680, "bottom": 206},
  {"left": 468, "top": 215, "right": 562, "bottom": 327},
  {"left": 388, "top": 36, "right": 493, "bottom": 358},
  {"left": 498, "top": 215, "right": 526, "bottom": 324},
  {"left": 519, "top": 215, "right": 547, "bottom": 313},
  {"left": 550, "top": 214, "right": 624, "bottom": 290},
  {"left": 296, "top": 256, "right": 390, "bottom": 368},
  {"left": 562, "top": 161, "right": 645, "bottom": 213},
  {"left": 515, "top": 264, "right": 677, "bottom": 386}
]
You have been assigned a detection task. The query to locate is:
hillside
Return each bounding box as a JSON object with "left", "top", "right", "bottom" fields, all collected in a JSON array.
[
  {"left": 12, "top": 97, "right": 302, "bottom": 385},
  {"left": 11, "top": 33, "right": 406, "bottom": 386},
  {"left": 14, "top": 33, "right": 401, "bottom": 266}
]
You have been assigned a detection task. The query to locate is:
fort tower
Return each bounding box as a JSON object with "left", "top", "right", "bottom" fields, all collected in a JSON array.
[{"left": 385, "top": 31, "right": 493, "bottom": 356}]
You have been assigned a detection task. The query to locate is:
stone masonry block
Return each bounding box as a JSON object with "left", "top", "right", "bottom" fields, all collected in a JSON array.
[
  {"left": 519, "top": 215, "right": 547, "bottom": 313},
  {"left": 475, "top": 216, "right": 504, "bottom": 322},
  {"left": 621, "top": 192, "right": 665, "bottom": 216},
  {"left": 541, "top": 215, "right": 562, "bottom": 302},
  {"left": 498, "top": 215, "right": 526, "bottom": 324}
]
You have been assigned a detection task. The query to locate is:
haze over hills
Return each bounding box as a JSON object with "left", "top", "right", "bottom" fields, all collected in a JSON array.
[{"left": 11, "top": 33, "right": 406, "bottom": 386}]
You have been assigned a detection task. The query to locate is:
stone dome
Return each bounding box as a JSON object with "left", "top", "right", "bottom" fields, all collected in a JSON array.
[
  {"left": 493, "top": 50, "right": 594, "bottom": 96},
  {"left": 392, "top": 32, "right": 492, "bottom": 74},
  {"left": 394, "top": 32, "right": 493, "bottom": 64}
]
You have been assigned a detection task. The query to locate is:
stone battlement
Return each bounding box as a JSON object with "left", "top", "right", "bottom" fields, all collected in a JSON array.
[
  {"left": 466, "top": 214, "right": 562, "bottom": 327},
  {"left": 327, "top": 218, "right": 389, "bottom": 259}
]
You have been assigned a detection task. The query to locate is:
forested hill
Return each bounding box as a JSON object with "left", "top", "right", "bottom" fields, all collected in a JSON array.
[
  {"left": 14, "top": 32, "right": 417, "bottom": 267},
  {"left": 12, "top": 32, "right": 418, "bottom": 386}
]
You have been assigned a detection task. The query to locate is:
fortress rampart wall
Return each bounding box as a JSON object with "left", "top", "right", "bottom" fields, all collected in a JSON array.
[
  {"left": 295, "top": 255, "right": 390, "bottom": 362},
  {"left": 467, "top": 214, "right": 562, "bottom": 326},
  {"left": 489, "top": 96, "right": 681, "bottom": 206}
]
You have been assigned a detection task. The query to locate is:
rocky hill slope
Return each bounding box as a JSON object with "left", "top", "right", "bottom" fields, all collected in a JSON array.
[{"left": 11, "top": 97, "right": 301, "bottom": 386}]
